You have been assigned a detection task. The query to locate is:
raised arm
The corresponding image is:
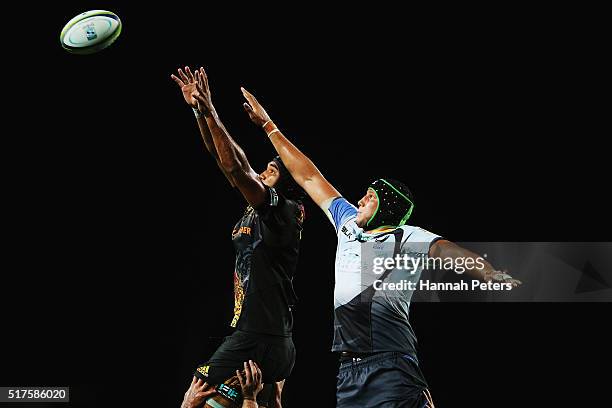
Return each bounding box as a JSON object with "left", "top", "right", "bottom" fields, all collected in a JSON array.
[
  {"left": 171, "top": 66, "right": 234, "bottom": 186},
  {"left": 191, "top": 70, "right": 268, "bottom": 208},
  {"left": 241, "top": 88, "right": 341, "bottom": 209}
]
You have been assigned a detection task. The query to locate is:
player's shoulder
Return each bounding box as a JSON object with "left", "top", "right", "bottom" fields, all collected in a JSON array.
[
  {"left": 399, "top": 224, "right": 438, "bottom": 234},
  {"left": 398, "top": 224, "right": 430, "bottom": 234},
  {"left": 329, "top": 196, "right": 357, "bottom": 212},
  {"left": 397, "top": 224, "right": 442, "bottom": 245},
  {"left": 326, "top": 196, "right": 358, "bottom": 232}
]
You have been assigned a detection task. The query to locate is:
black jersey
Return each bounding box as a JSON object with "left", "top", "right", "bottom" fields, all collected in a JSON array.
[{"left": 230, "top": 187, "right": 304, "bottom": 336}]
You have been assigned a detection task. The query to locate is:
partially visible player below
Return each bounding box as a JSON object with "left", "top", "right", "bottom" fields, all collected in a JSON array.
[
  {"left": 240, "top": 88, "right": 521, "bottom": 408},
  {"left": 171, "top": 67, "right": 304, "bottom": 407},
  {"left": 181, "top": 360, "right": 281, "bottom": 408}
]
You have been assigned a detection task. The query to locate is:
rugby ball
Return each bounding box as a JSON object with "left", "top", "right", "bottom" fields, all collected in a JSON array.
[{"left": 60, "top": 10, "right": 122, "bottom": 54}]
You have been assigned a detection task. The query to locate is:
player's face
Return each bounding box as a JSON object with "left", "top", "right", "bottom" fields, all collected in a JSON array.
[
  {"left": 259, "top": 161, "right": 281, "bottom": 188},
  {"left": 356, "top": 188, "right": 378, "bottom": 228}
]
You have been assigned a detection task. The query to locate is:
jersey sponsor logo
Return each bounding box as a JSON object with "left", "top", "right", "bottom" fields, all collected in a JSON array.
[
  {"left": 196, "top": 365, "right": 210, "bottom": 377},
  {"left": 341, "top": 225, "right": 353, "bottom": 239},
  {"left": 233, "top": 226, "right": 252, "bottom": 236}
]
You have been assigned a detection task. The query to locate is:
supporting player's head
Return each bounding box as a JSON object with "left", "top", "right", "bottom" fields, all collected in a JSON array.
[
  {"left": 356, "top": 178, "right": 415, "bottom": 230},
  {"left": 259, "top": 156, "right": 305, "bottom": 202}
]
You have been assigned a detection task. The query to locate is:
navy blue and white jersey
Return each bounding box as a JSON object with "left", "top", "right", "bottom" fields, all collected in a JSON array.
[{"left": 326, "top": 197, "right": 441, "bottom": 355}]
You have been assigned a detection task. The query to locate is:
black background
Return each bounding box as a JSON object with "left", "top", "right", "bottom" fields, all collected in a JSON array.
[{"left": 2, "top": 2, "right": 610, "bottom": 407}]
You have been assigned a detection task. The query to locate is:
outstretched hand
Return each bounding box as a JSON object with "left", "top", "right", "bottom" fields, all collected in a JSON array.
[
  {"left": 241, "top": 87, "right": 272, "bottom": 127},
  {"left": 171, "top": 66, "right": 200, "bottom": 109},
  {"left": 236, "top": 360, "right": 264, "bottom": 402},
  {"left": 180, "top": 376, "right": 216, "bottom": 408},
  {"left": 193, "top": 67, "right": 214, "bottom": 115}
]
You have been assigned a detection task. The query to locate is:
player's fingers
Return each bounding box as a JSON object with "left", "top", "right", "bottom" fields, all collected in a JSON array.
[
  {"left": 178, "top": 68, "right": 189, "bottom": 83},
  {"left": 244, "top": 361, "right": 252, "bottom": 383},
  {"left": 199, "top": 69, "right": 209, "bottom": 93},
  {"left": 191, "top": 375, "right": 198, "bottom": 385},
  {"left": 249, "top": 360, "right": 259, "bottom": 383},
  {"left": 195, "top": 76, "right": 207, "bottom": 95},
  {"left": 194, "top": 378, "right": 206, "bottom": 391},
  {"left": 236, "top": 369, "right": 245, "bottom": 388},
  {"left": 197, "top": 389, "right": 216, "bottom": 399},
  {"left": 243, "top": 102, "right": 254, "bottom": 114},
  {"left": 252, "top": 361, "right": 262, "bottom": 383},
  {"left": 201, "top": 67, "right": 209, "bottom": 90},
  {"left": 194, "top": 78, "right": 203, "bottom": 93},
  {"left": 170, "top": 74, "right": 185, "bottom": 87},
  {"left": 241, "top": 87, "right": 257, "bottom": 104},
  {"left": 185, "top": 66, "right": 195, "bottom": 82},
  {"left": 423, "top": 389, "right": 434, "bottom": 407},
  {"left": 199, "top": 67, "right": 208, "bottom": 82}
]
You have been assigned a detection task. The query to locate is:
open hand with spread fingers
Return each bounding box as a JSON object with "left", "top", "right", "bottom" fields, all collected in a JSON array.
[
  {"left": 180, "top": 376, "right": 216, "bottom": 408},
  {"left": 171, "top": 66, "right": 200, "bottom": 109},
  {"left": 236, "top": 360, "right": 264, "bottom": 403}
]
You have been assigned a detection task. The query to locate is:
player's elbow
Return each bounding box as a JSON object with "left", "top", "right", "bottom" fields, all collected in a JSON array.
[
  {"left": 298, "top": 173, "right": 316, "bottom": 188},
  {"left": 219, "top": 155, "right": 243, "bottom": 175},
  {"left": 301, "top": 170, "right": 327, "bottom": 187}
]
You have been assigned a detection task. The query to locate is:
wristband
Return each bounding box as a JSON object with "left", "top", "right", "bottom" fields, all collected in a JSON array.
[
  {"left": 267, "top": 129, "right": 281, "bottom": 137},
  {"left": 192, "top": 107, "right": 202, "bottom": 119},
  {"left": 263, "top": 120, "right": 277, "bottom": 134}
]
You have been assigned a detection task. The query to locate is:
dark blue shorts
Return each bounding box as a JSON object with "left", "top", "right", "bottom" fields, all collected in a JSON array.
[{"left": 337, "top": 352, "right": 431, "bottom": 408}]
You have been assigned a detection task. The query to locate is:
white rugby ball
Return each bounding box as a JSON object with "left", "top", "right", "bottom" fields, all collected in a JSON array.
[{"left": 60, "top": 10, "right": 122, "bottom": 54}]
